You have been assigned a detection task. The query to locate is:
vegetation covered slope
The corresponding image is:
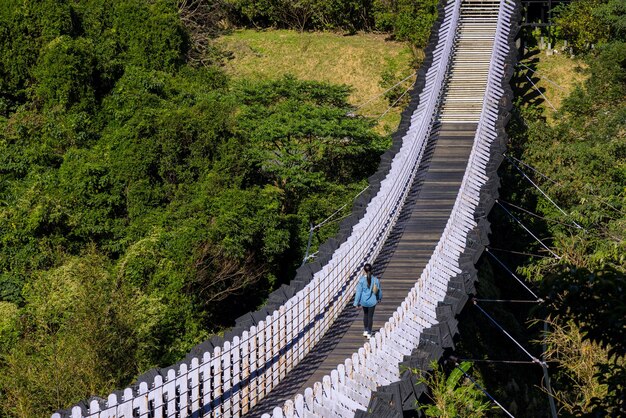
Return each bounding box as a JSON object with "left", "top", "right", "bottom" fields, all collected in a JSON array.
[
  {"left": 516, "top": 40, "right": 625, "bottom": 416},
  {"left": 215, "top": 29, "right": 415, "bottom": 133},
  {"left": 0, "top": 0, "right": 441, "bottom": 416},
  {"left": 451, "top": 1, "right": 625, "bottom": 416}
]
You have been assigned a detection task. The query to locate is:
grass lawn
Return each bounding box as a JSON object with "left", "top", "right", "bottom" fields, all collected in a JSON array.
[
  {"left": 215, "top": 29, "right": 416, "bottom": 134},
  {"left": 523, "top": 50, "right": 588, "bottom": 120}
]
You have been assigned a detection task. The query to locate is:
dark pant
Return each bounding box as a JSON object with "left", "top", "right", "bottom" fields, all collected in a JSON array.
[{"left": 362, "top": 306, "right": 375, "bottom": 333}]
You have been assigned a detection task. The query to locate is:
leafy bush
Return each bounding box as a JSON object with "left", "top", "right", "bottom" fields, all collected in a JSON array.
[
  {"left": 0, "top": 251, "right": 168, "bottom": 418},
  {"left": 416, "top": 361, "right": 492, "bottom": 417},
  {"left": 226, "top": 0, "right": 438, "bottom": 51},
  {"left": 373, "top": 0, "right": 438, "bottom": 49},
  {"left": 554, "top": 0, "right": 626, "bottom": 53}
]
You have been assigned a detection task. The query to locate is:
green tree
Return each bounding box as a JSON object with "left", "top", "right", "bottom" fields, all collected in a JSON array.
[
  {"left": 554, "top": 0, "right": 610, "bottom": 52},
  {"left": 34, "top": 36, "right": 97, "bottom": 111},
  {"left": 416, "top": 361, "right": 492, "bottom": 417},
  {"left": 373, "top": 0, "right": 438, "bottom": 52},
  {"left": 0, "top": 251, "right": 166, "bottom": 418},
  {"left": 231, "top": 75, "right": 387, "bottom": 210}
]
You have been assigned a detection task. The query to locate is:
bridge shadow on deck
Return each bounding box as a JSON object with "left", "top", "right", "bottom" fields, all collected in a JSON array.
[{"left": 247, "top": 122, "right": 477, "bottom": 417}]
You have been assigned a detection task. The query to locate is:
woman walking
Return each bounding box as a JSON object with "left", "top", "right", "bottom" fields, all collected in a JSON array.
[{"left": 353, "top": 263, "right": 382, "bottom": 338}]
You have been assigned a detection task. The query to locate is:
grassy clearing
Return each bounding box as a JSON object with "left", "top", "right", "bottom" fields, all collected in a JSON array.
[
  {"left": 524, "top": 50, "right": 588, "bottom": 119},
  {"left": 215, "top": 29, "right": 416, "bottom": 134}
]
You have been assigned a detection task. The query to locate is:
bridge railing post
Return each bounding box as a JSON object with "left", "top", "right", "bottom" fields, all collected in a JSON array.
[
  {"left": 270, "top": 310, "right": 280, "bottom": 391},
  {"left": 259, "top": 316, "right": 268, "bottom": 398},
  {"left": 201, "top": 352, "right": 212, "bottom": 416},
  {"left": 247, "top": 326, "right": 257, "bottom": 410},
  {"left": 279, "top": 305, "right": 287, "bottom": 379},
  {"left": 211, "top": 346, "right": 222, "bottom": 415},
  {"left": 232, "top": 337, "right": 241, "bottom": 416}
]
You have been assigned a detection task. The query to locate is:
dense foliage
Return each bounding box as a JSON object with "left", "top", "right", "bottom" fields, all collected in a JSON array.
[
  {"left": 416, "top": 361, "right": 492, "bottom": 417},
  {"left": 226, "top": 0, "right": 439, "bottom": 50},
  {"left": 553, "top": 0, "right": 626, "bottom": 53},
  {"left": 0, "top": 1, "right": 389, "bottom": 416},
  {"left": 522, "top": 41, "right": 626, "bottom": 414},
  {"left": 493, "top": 0, "right": 626, "bottom": 414}
]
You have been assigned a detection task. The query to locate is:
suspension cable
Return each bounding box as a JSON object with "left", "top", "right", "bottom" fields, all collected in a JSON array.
[
  {"left": 499, "top": 199, "right": 580, "bottom": 230},
  {"left": 517, "top": 63, "right": 566, "bottom": 91},
  {"left": 474, "top": 253, "right": 559, "bottom": 417},
  {"left": 524, "top": 74, "right": 557, "bottom": 111},
  {"left": 302, "top": 185, "right": 369, "bottom": 265},
  {"left": 313, "top": 185, "right": 369, "bottom": 231},
  {"left": 475, "top": 298, "right": 541, "bottom": 304},
  {"left": 542, "top": 320, "right": 560, "bottom": 418},
  {"left": 496, "top": 201, "right": 561, "bottom": 260},
  {"left": 447, "top": 357, "right": 516, "bottom": 418},
  {"left": 456, "top": 358, "right": 554, "bottom": 365},
  {"left": 377, "top": 80, "right": 415, "bottom": 121},
  {"left": 485, "top": 248, "right": 541, "bottom": 300},
  {"left": 488, "top": 247, "right": 555, "bottom": 259},
  {"left": 473, "top": 300, "right": 541, "bottom": 364},
  {"left": 506, "top": 154, "right": 558, "bottom": 185},
  {"left": 353, "top": 71, "right": 416, "bottom": 111},
  {"left": 505, "top": 155, "right": 624, "bottom": 215},
  {"left": 506, "top": 155, "right": 625, "bottom": 224},
  {"left": 504, "top": 155, "right": 584, "bottom": 230}
]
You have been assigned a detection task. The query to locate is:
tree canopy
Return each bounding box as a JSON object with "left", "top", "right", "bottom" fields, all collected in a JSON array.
[{"left": 0, "top": 1, "right": 391, "bottom": 416}]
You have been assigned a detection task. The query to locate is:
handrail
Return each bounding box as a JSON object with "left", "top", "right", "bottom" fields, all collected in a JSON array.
[
  {"left": 261, "top": 0, "right": 518, "bottom": 416},
  {"left": 51, "top": 0, "right": 518, "bottom": 416}
]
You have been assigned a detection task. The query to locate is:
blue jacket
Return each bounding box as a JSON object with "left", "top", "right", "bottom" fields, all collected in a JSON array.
[{"left": 353, "top": 275, "right": 382, "bottom": 307}]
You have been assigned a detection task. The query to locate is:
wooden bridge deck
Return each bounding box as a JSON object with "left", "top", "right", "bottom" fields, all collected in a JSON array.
[
  {"left": 248, "top": 122, "right": 477, "bottom": 417},
  {"left": 248, "top": 3, "right": 498, "bottom": 415}
]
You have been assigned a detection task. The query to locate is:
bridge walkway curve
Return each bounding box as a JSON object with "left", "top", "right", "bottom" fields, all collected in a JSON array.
[
  {"left": 250, "top": 0, "right": 499, "bottom": 414},
  {"left": 247, "top": 123, "right": 477, "bottom": 417}
]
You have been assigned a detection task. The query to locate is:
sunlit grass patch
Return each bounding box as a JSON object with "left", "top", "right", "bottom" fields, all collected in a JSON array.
[
  {"left": 215, "top": 29, "right": 417, "bottom": 134},
  {"left": 527, "top": 52, "right": 588, "bottom": 119}
]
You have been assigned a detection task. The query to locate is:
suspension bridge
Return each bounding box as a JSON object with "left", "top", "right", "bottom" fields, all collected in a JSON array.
[{"left": 53, "top": 0, "right": 520, "bottom": 416}]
